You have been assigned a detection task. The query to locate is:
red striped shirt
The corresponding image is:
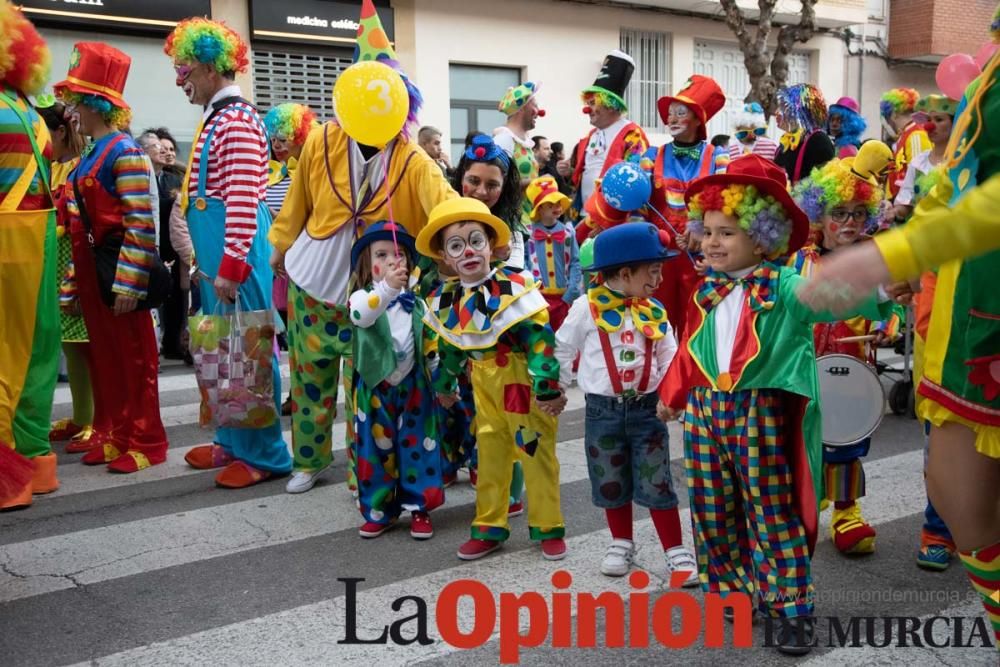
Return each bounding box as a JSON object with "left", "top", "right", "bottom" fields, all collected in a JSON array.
[{"left": 187, "top": 102, "right": 268, "bottom": 282}]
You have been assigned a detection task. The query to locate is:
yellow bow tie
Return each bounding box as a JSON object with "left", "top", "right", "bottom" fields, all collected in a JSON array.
[
  {"left": 780, "top": 129, "right": 804, "bottom": 152},
  {"left": 587, "top": 285, "right": 669, "bottom": 340}
]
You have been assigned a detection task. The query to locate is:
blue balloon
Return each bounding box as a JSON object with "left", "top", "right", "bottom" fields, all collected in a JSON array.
[{"left": 600, "top": 161, "right": 652, "bottom": 212}]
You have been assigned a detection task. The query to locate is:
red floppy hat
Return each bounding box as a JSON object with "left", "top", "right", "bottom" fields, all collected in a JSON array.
[
  {"left": 54, "top": 42, "right": 131, "bottom": 110},
  {"left": 656, "top": 75, "right": 726, "bottom": 141}
]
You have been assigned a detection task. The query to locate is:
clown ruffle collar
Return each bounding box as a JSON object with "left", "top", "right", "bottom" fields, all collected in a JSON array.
[{"left": 423, "top": 267, "right": 547, "bottom": 350}]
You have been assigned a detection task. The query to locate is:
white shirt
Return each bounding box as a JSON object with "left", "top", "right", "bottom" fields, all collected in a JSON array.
[
  {"left": 713, "top": 265, "right": 755, "bottom": 375},
  {"left": 286, "top": 141, "right": 393, "bottom": 305},
  {"left": 555, "top": 293, "right": 678, "bottom": 397},
  {"left": 493, "top": 126, "right": 533, "bottom": 157},
  {"left": 348, "top": 279, "right": 415, "bottom": 386},
  {"left": 203, "top": 85, "right": 243, "bottom": 121},
  {"left": 895, "top": 149, "right": 936, "bottom": 206},
  {"left": 580, "top": 118, "right": 628, "bottom": 206}
]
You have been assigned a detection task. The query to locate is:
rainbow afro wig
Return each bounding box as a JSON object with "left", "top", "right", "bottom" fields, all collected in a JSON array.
[
  {"left": 264, "top": 103, "right": 319, "bottom": 145},
  {"left": 0, "top": 2, "right": 51, "bottom": 96},
  {"left": 687, "top": 184, "right": 794, "bottom": 257},
  {"left": 776, "top": 84, "right": 828, "bottom": 133},
  {"left": 58, "top": 91, "right": 132, "bottom": 129},
  {"left": 581, "top": 90, "right": 627, "bottom": 113},
  {"left": 164, "top": 18, "right": 249, "bottom": 75},
  {"left": 879, "top": 88, "right": 919, "bottom": 120},
  {"left": 792, "top": 159, "right": 884, "bottom": 230}
]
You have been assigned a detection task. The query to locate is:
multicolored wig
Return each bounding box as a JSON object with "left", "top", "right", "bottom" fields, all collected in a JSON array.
[
  {"left": 776, "top": 84, "right": 828, "bottom": 133},
  {"left": 791, "top": 159, "right": 884, "bottom": 230},
  {"left": 0, "top": 2, "right": 50, "bottom": 96},
  {"left": 58, "top": 90, "right": 132, "bottom": 129},
  {"left": 263, "top": 103, "right": 318, "bottom": 145},
  {"left": 828, "top": 104, "right": 867, "bottom": 149},
  {"left": 879, "top": 88, "right": 919, "bottom": 120},
  {"left": 164, "top": 18, "right": 249, "bottom": 75},
  {"left": 687, "top": 184, "right": 794, "bottom": 257},
  {"left": 581, "top": 90, "right": 627, "bottom": 113}
]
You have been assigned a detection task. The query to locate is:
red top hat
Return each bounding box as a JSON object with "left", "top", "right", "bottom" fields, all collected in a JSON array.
[
  {"left": 657, "top": 75, "right": 726, "bottom": 141},
  {"left": 54, "top": 42, "right": 131, "bottom": 110},
  {"left": 685, "top": 154, "right": 810, "bottom": 253}
]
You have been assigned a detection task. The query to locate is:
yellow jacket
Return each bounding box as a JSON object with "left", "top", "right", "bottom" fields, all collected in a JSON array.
[
  {"left": 875, "top": 173, "right": 1000, "bottom": 281},
  {"left": 268, "top": 123, "right": 457, "bottom": 253}
]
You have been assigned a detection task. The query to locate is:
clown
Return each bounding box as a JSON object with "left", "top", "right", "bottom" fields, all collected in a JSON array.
[
  {"left": 800, "top": 8, "right": 1000, "bottom": 644},
  {"left": 268, "top": 0, "right": 455, "bottom": 494},
  {"left": 563, "top": 50, "right": 649, "bottom": 243},
  {"left": 419, "top": 197, "right": 567, "bottom": 562},
  {"left": 0, "top": 2, "right": 60, "bottom": 508},
  {"left": 525, "top": 175, "right": 580, "bottom": 331},
  {"left": 640, "top": 75, "right": 730, "bottom": 337},
  {"left": 494, "top": 80, "right": 543, "bottom": 266},
  {"left": 263, "top": 102, "right": 319, "bottom": 414},
  {"left": 790, "top": 142, "right": 901, "bottom": 556},
  {"left": 880, "top": 87, "right": 931, "bottom": 199},
  {"left": 165, "top": 18, "right": 292, "bottom": 488},
  {"left": 727, "top": 102, "right": 779, "bottom": 161},
  {"left": 774, "top": 83, "right": 836, "bottom": 185},
  {"left": 827, "top": 96, "right": 867, "bottom": 159}
]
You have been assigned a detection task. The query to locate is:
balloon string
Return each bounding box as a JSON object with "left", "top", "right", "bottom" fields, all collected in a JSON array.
[
  {"left": 645, "top": 206, "right": 698, "bottom": 266},
  {"left": 382, "top": 150, "right": 399, "bottom": 257}
]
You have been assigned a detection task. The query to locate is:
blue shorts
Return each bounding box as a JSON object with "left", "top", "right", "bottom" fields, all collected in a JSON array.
[{"left": 583, "top": 392, "right": 678, "bottom": 510}]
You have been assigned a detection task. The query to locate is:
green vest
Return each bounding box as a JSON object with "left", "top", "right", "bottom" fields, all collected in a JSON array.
[{"left": 353, "top": 297, "right": 428, "bottom": 388}]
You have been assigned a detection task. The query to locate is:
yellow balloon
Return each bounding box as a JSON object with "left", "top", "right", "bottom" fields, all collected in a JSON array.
[{"left": 332, "top": 61, "right": 409, "bottom": 148}]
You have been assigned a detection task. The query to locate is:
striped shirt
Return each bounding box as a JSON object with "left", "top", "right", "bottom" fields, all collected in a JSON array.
[
  {"left": 0, "top": 86, "right": 53, "bottom": 211},
  {"left": 265, "top": 174, "right": 291, "bottom": 216},
  {"left": 66, "top": 133, "right": 157, "bottom": 299},
  {"left": 187, "top": 88, "right": 269, "bottom": 282},
  {"left": 727, "top": 136, "right": 779, "bottom": 162}
]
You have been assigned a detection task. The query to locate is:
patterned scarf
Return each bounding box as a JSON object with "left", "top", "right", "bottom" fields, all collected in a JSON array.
[
  {"left": 587, "top": 285, "right": 669, "bottom": 340},
  {"left": 696, "top": 264, "right": 779, "bottom": 313}
]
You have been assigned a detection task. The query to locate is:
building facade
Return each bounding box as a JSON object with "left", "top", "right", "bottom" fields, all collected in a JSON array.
[{"left": 23, "top": 0, "right": 991, "bottom": 161}]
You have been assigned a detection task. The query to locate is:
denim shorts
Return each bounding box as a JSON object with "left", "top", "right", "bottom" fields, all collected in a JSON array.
[{"left": 584, "top": 392, "right": 678, "bottom": 510}]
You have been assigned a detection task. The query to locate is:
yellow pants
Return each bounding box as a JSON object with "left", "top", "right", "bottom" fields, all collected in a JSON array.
[{"left": 469, "top": 353, "right": 564, "bottom": 541}]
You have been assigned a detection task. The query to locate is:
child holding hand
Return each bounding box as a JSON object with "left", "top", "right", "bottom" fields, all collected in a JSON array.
[
  {"left": 555, "top": 223, "right": 698, "bottom": 584},
  {"left": 349, "top": 222, "right": 444, "bottom": 540}
]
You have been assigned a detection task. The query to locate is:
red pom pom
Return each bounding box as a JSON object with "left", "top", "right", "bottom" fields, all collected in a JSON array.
[
  {"left": 657, "top": 229, "right": 671, "bottom": 248},
  {"left": 537, "top": 109, "right": 546, "bottom": 117},
  {"left": 582, "top": 106, "right": 592, "bottom": 115},
  {"left": 474, "top": 146, "right": 486, "bottom": 158}
]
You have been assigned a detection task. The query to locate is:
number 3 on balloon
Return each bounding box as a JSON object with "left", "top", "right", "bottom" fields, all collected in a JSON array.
[{"left": 367, "top": 79, "right": 392, "bottom": 115}]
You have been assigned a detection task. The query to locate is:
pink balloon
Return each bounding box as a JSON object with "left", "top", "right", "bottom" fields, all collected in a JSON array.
[
  {"left": 936, "top": 54, "right": 980, "bottom": 100},
  {"left": 974, "top": 42, "right": 999, "bottom": 69}
]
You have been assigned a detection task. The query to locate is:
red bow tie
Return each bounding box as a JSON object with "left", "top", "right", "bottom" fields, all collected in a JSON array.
[{"left": 532, "top": 228, "right": 567, "bottom": 243}]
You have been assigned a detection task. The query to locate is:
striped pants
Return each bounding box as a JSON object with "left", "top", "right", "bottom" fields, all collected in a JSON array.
[{"left": 684, "top": 387, "right": 814, "bottom": 618}]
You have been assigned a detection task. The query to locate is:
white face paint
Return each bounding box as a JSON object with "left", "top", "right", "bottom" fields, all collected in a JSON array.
[{"left": 667, "top": 102, "right": 693, "bottom": 137}]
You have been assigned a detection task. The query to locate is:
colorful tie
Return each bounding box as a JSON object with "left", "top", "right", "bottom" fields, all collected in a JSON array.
[
  {"left": 532, "top": 229, "right": 567, "bottom": 243},
  {"left": 672, "top": 143, "right": 702, "bottom": 161},
  {"left": 587, "top": 285, "right": 669, "bottom": 340},
  {"left": 696, "top": 265, "right": 779, "bottom": 313}
]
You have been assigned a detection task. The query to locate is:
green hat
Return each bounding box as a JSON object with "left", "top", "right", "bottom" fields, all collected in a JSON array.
[
  {"left": 915, "top": 94, "right": 958, "bottom": 116},
  {"left": 353, "top": 0, "right": 396, "bottom": 63},
  {"left": 499, "top": 81, "right": 540, "bottom": 116}
]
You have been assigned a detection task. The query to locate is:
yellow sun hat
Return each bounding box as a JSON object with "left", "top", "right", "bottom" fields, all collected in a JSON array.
[{"left": 416, "top": 197, "right": 511, "bottom": 258}]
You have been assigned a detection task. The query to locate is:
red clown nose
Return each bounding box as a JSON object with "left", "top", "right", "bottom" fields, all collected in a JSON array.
[
  {"left": 922, "top": 121, "right": 936, "bottom": 133},
  {"left": 537, "top": 109, "right": 546, "bottom": 117},
  {"left": 582, "top": 106, "right": 592, "bottom": 115}
]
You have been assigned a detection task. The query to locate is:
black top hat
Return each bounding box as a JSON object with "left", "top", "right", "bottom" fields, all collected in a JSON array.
[{"left": 582, "top": 50, "right": 635, "bottom": 110}]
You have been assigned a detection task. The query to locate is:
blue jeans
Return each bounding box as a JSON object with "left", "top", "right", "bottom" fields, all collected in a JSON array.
[{"left": 584, "top": 392, "right": 678, "bottom": 510}]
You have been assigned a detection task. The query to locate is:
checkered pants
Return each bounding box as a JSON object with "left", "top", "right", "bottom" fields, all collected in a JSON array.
[{"left": 684, "top": 387, "right": 814, "bottom": 618}]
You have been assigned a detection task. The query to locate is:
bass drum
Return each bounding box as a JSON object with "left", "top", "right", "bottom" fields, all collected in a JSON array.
[{"left": 817, "top": 354, "right": 886, "bottom": 446}]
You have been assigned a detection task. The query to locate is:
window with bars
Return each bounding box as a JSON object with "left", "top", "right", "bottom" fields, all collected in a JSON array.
[
  {"left": 252, "top": 48, "right": 354, "bottom": 120},
  {"left": 620, "top": 29, "right": 672, "bottom": 131}
]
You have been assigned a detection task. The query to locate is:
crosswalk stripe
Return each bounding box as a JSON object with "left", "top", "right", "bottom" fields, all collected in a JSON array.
[{"left": 0, "top": 439, "right": 591, "bottom": 604}]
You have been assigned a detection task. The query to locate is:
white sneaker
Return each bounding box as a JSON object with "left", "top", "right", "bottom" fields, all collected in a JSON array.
[
  {"left": 285, "top": 466, "right": 331, "bottom": 494},
  {"left": 601, "top": 539, "right": 636, "bottom": 577},
  {"left": 664, "top": 546, "right": 700, "bottom": 588}
]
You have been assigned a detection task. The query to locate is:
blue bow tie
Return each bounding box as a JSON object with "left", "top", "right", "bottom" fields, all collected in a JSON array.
[{"left": 390, "top": 292, "right": 415, "bottom": 313}]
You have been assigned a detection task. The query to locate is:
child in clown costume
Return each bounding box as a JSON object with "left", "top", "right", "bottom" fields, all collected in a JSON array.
[
  {"left": 418, "top": 197, "right": 568, "bottom": 562},
  {"left": 790, "top": 142, "right": 902, "bottom": 555},
  {"left": 0, "top": 2, "right": 61, "bottom": 509},
  {"left": 525, "top": 174, "right": 580, "bottom": 331},
  {"left": 658, "top": 154, "right": 894, "bottom": 654},
  {"left": 349, "top": 222, "right": 444, "bottom": 540},
  {"left": 801, "top": 10, "right": 1000, "bottom": 643}
]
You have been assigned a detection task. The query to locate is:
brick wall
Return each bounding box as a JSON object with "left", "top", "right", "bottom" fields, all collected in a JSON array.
[{"left": 889, "top": 0, "right": 995, "bottom": 59}]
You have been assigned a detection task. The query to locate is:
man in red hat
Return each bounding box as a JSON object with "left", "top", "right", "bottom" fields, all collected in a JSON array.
[
  {"left": 165, "top": 18, "right": 292, "bottom": 488},
  {"left": 643, "top": 75, "right": 730, "bottom": 337},
  {"left": 560, "top": 50, "right": 649, "bottom": 245},
  {"left": 0, "top": 1, "right": 60, "bottom": 508}
]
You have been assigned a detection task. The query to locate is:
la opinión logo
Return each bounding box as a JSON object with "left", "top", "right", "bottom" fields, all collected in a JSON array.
[{"left": 338, "top": 570, "right": 754, "bottom": 663}]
